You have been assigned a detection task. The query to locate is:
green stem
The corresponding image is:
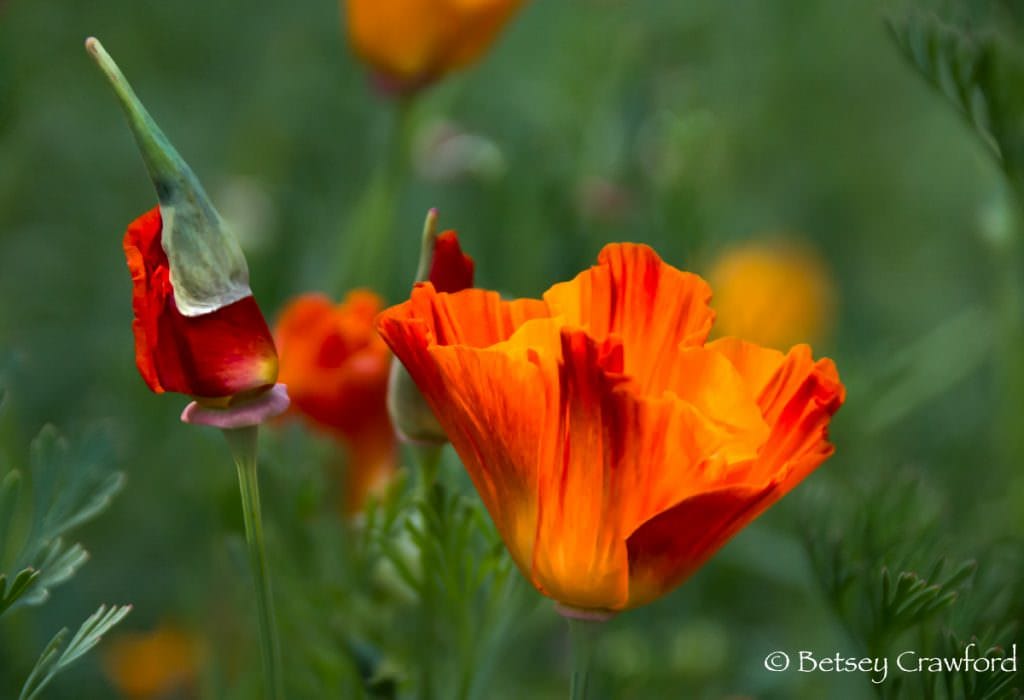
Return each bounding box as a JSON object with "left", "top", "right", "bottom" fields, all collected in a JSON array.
[
  {"left": 411, "top": 443, "right": 444, "bottom": 700},
  {"left": 567, "top": 616, "right": 602, "bottom": 700},
  {"left": 413, "top": 443, "right": 444, "bottom": 498},
  {"left": 223, "top": 426, "right": 284, "bottom": 700},
  {"left": 981, "top": 192, "right": 1024, "bottom": 526}
]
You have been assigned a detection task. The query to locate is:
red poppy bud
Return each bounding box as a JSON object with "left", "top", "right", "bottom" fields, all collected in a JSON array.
[
  {"left": 429, "top": 231, "right": 475, "bottom": 294},
  {"left": 87, "top": 38, "right": 278, "bottom": 407}
]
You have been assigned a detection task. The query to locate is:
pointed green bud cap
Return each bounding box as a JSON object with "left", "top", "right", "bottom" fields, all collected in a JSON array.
[
  {"left": 388, "top": 210, "right": 446, "bottom": 444},
  {"left": 388, "top": 209, "right": 474, "bottom": 444},
  {"left": 414, "top": 207, "right": 441, "bottom": 283},
  {"left": 85, "top": 37, "right": 251, "bottom": 317}
]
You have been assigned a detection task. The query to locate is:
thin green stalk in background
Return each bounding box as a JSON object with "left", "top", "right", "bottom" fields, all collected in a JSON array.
[
  {"left": 334, "top": 97, "right": 418, "bottom": 294},
  {"left": 978, "top": 190, "right": 1024, "bottom": 522},
  {"left": 992, "top": 207, "right": 1024, "bottom": 466},
  {"left": 223, "top": 426, "right": 284, "bottom": 700}
]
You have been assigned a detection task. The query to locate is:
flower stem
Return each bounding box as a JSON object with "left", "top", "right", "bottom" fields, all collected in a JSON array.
[
  {"left": 413, "top": 443, "right": 444, "bottom": 498},
  {"left": 223, "top": 426, "right": 283, "bottom": 700},
  {"left": 410, "top": 442, "right": 444, "bottom": 699},
  {"left": 566, "top": 616, "right": 603, "bottom": 700}
]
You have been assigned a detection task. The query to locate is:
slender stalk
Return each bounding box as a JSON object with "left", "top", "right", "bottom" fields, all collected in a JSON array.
[
  {"left": 334, "top": 96, "right": 417, "bottom": 293},
  {"left": 980, "top": 191, "right": 1024, "bottom": 524},
  {"left": 412, "top": 442, "right": 444, "bottom": 700},
  {"left": 413, "top": 443, "right": 444, "bottom": 498},
  {"left": 223, "top": 426, "right": 283, "bottom": 700},
  {"left": 567, "top": 616, "right": 603, "bottom": 700}
]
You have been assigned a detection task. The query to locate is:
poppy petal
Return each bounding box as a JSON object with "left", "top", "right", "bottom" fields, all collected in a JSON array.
[
  {"left": 759, "top": 356, "right": 844, "bottom": 492},
  {"left": 347, "top": 0, "right": 524, "bottom": 87},
  {"left": 377, "top": 286, "right": 552, "bottom": 570},
  {"left": 710, "top": 338, "right": 844, "bottom": 490},
  {"left": 660, "top": 347, "right": 770, "bottom": 463},
  {"left": 543, "top": 243, "right": 714, "bottom": 393},
  {"left": 276, "top": 291, "right": 391, "bottom": 438},
  {"left": 438, "top": 0, "right": 525, "bottom": 72},
  {"left": 705, "top": 336, "right": 787, "bottom": 405},
  {"left": 424, "top": 335, "right": 556, "bottom": 577},
  {"left": 124, "top": 207, "right": 167, "bottom": 393},
  {"left": 598, "top": 385, "right": 762, "bottom": 537},
  {"left": 158, "top": 295, "right": 278, "bottom": 401},
  {"left": 429, "top": 230, "right": 476, "bottom": 293},
  {"left": 379, "top": 282, "right": 548, "bottom": 351},
  {"left": 124, "top": 208, "right": 278, "bottom": 401},
  {"left": 526, "top": 328, "right": 634, "bottom": 611},
  {"left": 625, "top": 484, "right": 778, "bottom": 609}
]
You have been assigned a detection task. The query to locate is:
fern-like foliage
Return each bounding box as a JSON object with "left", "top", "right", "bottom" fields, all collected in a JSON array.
[
  {"left": 0, "top": 425, "right": 125, "bottom": 614},
  {"left": 0, "top": 567, "right": 39, "bottom": 617},
  {"left": 876, "top": 558, "right": 976, "bottom": 639},
  {"left": 804, "top": 476, "right": 974, "bottom": 655},
  {"left": 0, "top": 419, "right": 131, "bottom": 697},
  {"left": 18, "top": 603, "right": 132, "bottom": 700},
  {"left": 887, "top": 10, "right": 1024, "bottom": 200},
  {"left": 933, "top": 629, "right": 1021, "bottom": 699},
  {"left": 802, "top": 472, "right": 1020, "bottom": 698},
  {"left": 359, "top": 467, "right": 531, "bottom": 700}
]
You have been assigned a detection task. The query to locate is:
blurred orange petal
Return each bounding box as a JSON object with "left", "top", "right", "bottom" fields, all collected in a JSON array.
[
  {"left": 345, "top": 0, "right": 525, "bottom": 91},
  {"left": 104, "top": 624, "right": 202, "bottom": 700},
  {"left": 275, "top": 290, "right": 397, "bottom": 512}
]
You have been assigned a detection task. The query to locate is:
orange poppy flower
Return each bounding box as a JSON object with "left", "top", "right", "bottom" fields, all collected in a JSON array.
[
  {"left": 344, "top": 0, "right": 525, "bottom": 92},
  {"left": 275, "top": 291, "right": 396, "bottom": 512},
  {"left": 378, "top": 243, "right": 844, "bottom": 612}
]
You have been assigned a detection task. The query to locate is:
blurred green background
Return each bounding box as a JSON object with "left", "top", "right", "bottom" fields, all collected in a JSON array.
[{"left": 0, "top": 0, "right": 1021, "bottom": 698}]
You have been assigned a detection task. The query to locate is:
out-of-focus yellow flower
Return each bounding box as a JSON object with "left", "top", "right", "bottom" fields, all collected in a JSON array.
[
  {"left": 345, "top": 0, "right": 525, "bottom": 92},
  {"left": 707, "top": 240, "right": 836, "bottom": 350},
  {"left": 104, "top": 624, "right": 202, "bottom": 700}
]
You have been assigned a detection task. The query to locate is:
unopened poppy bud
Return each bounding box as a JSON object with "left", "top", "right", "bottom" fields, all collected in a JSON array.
[
  {"left": 87, "top": 38, "right": 280, "bottom": 412},
  {"left": 387, "top": 209, "right": 474, "bottom": 443},
  {"left": 87, "top": 38, "right": 251, "bottom": 317}
]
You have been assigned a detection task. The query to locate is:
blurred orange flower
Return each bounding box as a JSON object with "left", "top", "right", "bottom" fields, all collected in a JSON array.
[
  {"left": 103, "top": 624, "right": 202, "bottom": 700},
  {"left": 275, "top": 291, "right": 396, "bottom": 512},
  {"left": 345, "top": 0, "right": 525, "bottom": 92},
  {"left": 378, "top": 243, "right": 844, "bottom": 613},
  {"left": 707, "top": 240, "right": 835, "bottom": 350}
]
